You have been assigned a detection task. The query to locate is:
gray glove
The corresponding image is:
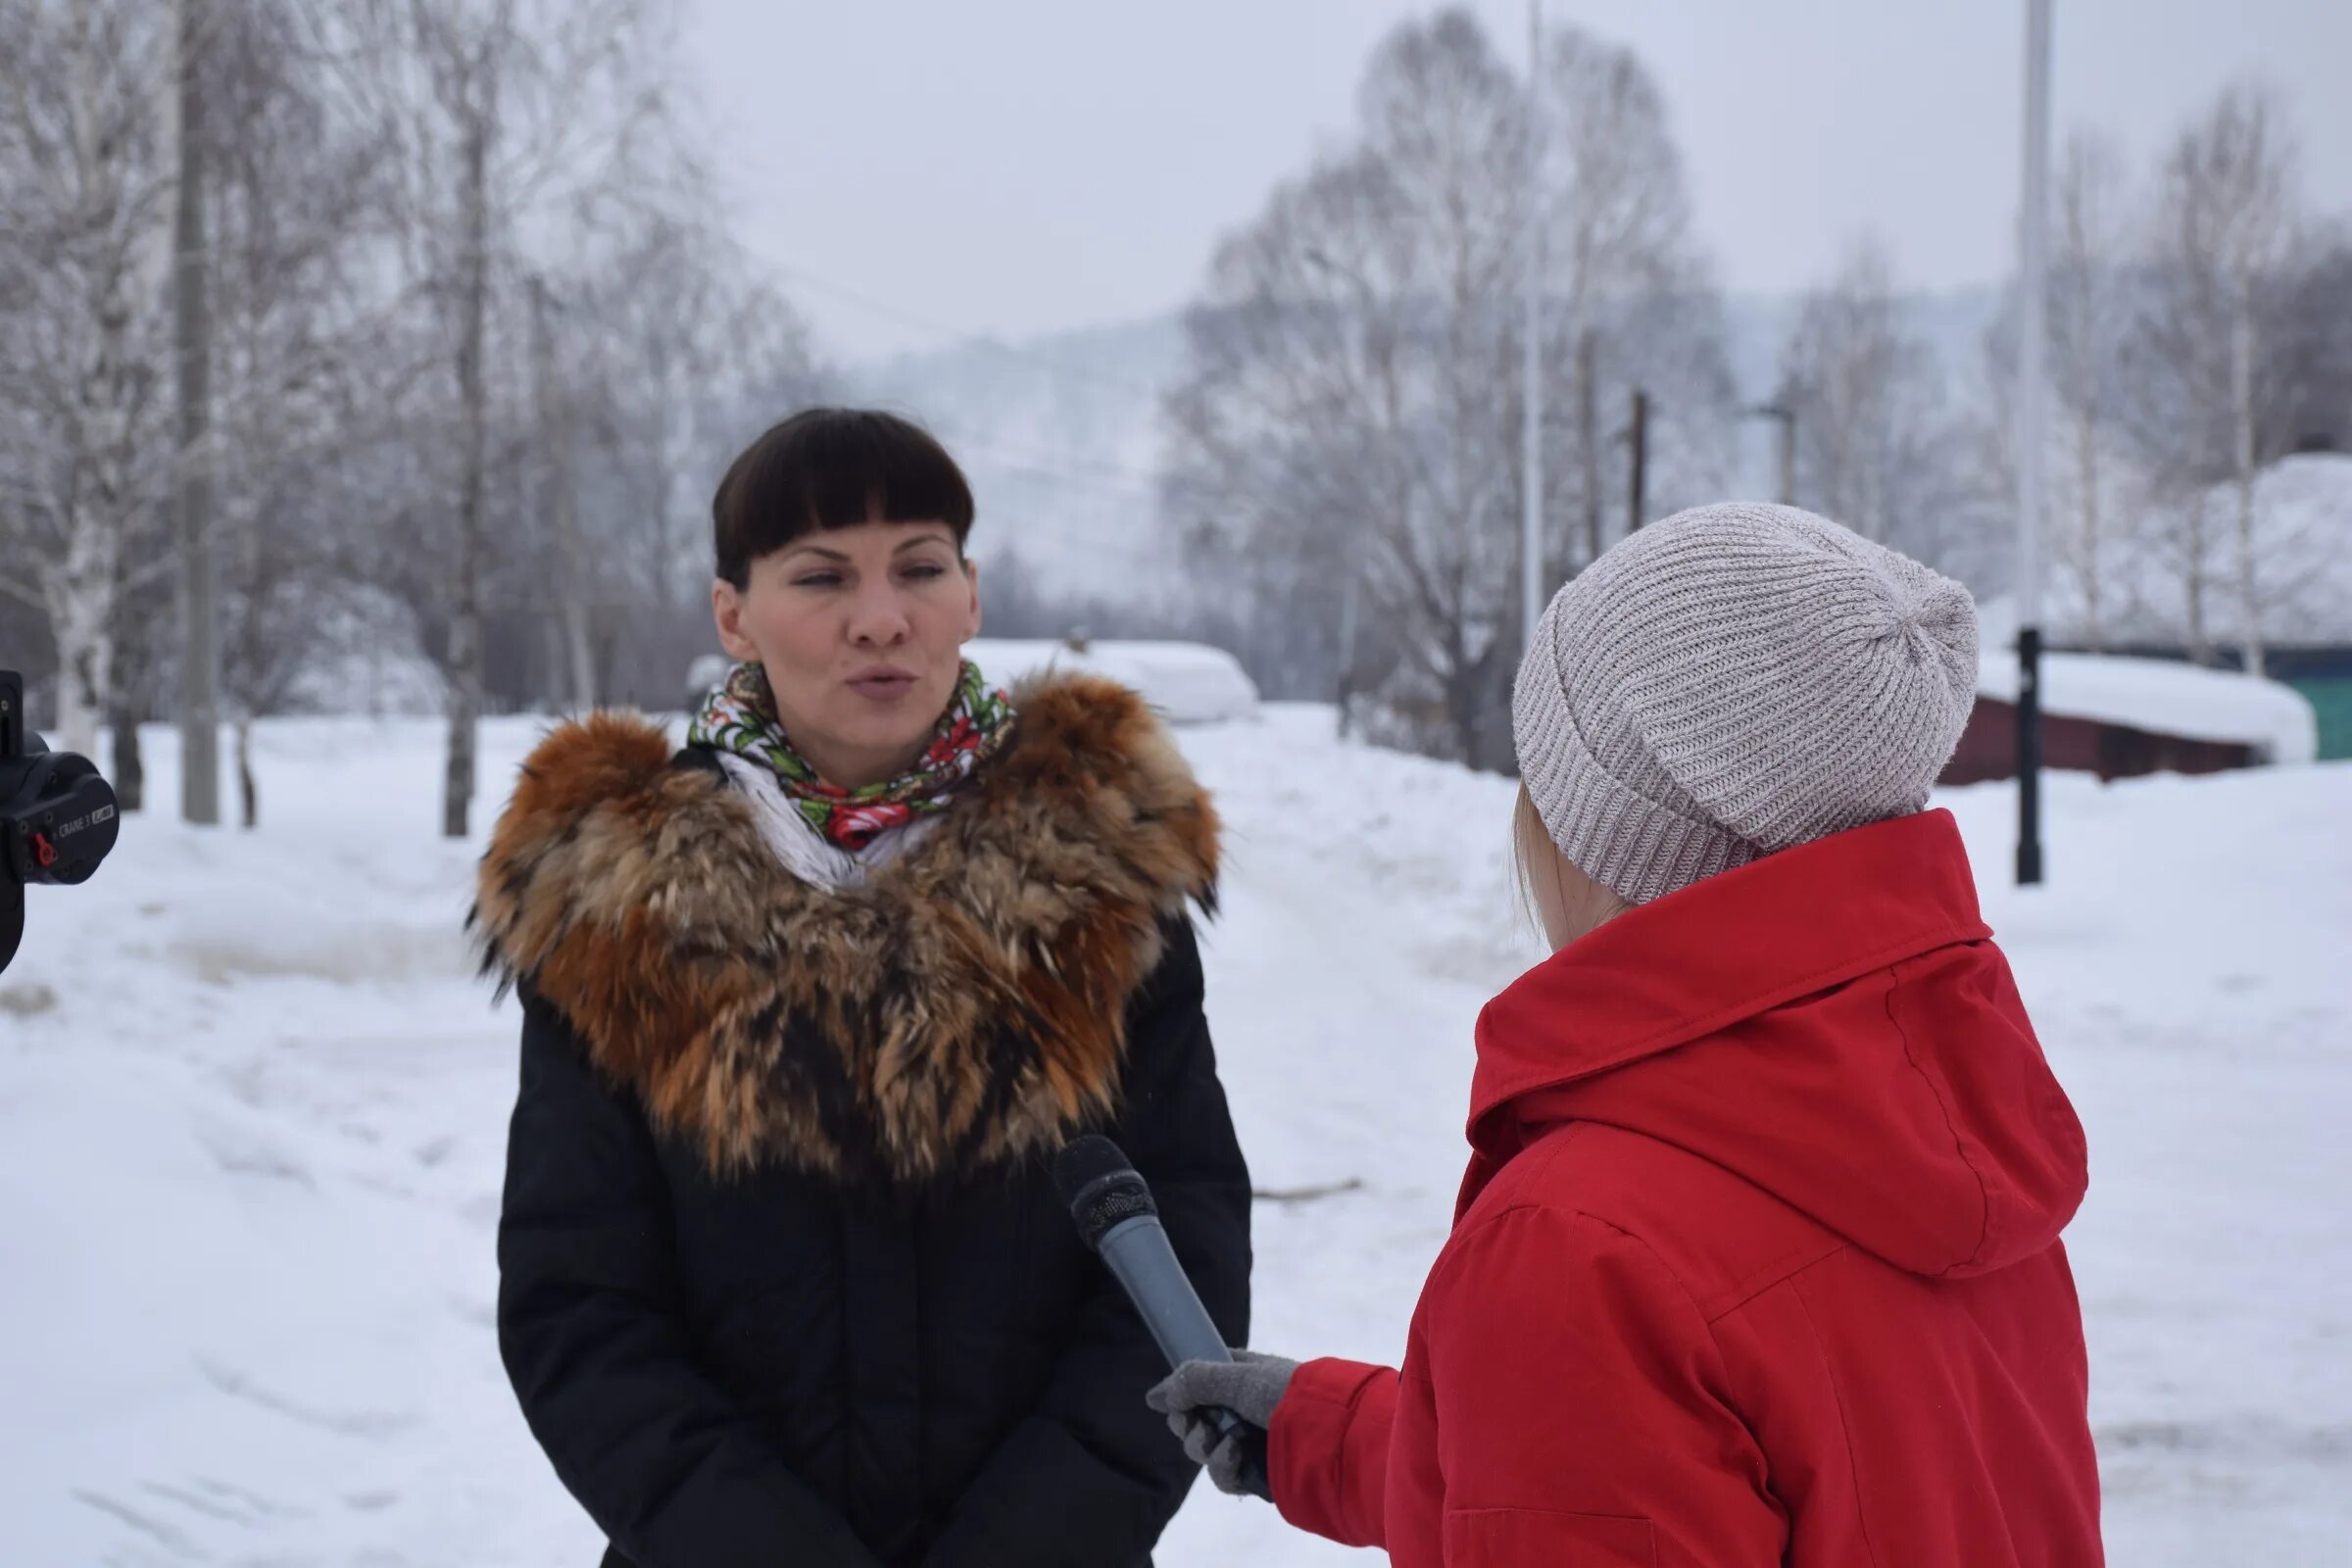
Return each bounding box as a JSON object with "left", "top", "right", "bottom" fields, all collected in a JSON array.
[{"left": 1146, "top": 1348, "right": 1300, "bottom": 1499}]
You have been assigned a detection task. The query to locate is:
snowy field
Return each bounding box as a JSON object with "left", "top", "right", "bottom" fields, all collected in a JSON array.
[{"left": 3, "top": 707, "right": 2347, "bottom": 1566}]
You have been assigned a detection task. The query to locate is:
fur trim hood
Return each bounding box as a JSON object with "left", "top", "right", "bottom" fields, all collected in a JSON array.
[{"left": 472, "top": 675, "right": 1219, "bottom": 1184}]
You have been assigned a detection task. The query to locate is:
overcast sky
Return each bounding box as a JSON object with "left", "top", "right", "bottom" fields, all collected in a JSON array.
[{"left": 681, "top": 1, "right": 2352, "bottom": 365}]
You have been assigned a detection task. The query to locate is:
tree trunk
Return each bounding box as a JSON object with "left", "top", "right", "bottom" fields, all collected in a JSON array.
[
  {"left": 2076, "top": 410, "right": 2103, "bottom": 651},
  {"left": 2182, "top": 502, "right": 2212, "bottom": 665},
  {"left": 555, "top": 401, "right": 593, "bottom": 713},
  {"left": 174, "top": 0, "right": 220, "bottom": 826},
  {"left": 443, "top": 110, "right": 490, "bottom": 839},
  {"left": 50, "top": 5, "right": 151, "bottom": 768},
  {"left": 236, "top": 712, "right": 257, "bottom": 829},
  {"left": 2230, "top": 303, "right": 2266, "bottom": 678},
  {"left": 47, "top": 528, "right": 116, "bottom": 760},
  {"left": 1447, "top": 675, "right": 1481, "bottom": 769},
  {"left": 110, "top": 705, "right": 144, "bottom": 812},
  {"left": 646, "top": 333, "right": 679, "bottom": 612}
]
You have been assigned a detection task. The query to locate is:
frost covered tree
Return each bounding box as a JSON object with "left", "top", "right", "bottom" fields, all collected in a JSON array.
[
  {"left": 0, "top": 0, "right": 176, "bottom": 759},
  {"left": 331, "top": 0, "right": 680, "bottom": 835},
  {"left": 2125, "top": 83, "right": 2303, "bottom": 669},
  {"left": 1777, "top": 238, "right": 1980, "bottom": 574},
  {"left": 1162, "top": 7, "right": 1732, "bottom": 767},
  {"left": 2045, "top": 132, "right": 2141, "bottom": 651},
  {"left": 553, "top": 206, "right": 827, "bottom": 710}
]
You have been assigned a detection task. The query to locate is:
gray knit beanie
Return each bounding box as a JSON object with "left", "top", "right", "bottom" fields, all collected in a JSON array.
[{"left": 1513, "top": 502, "right": 1979, "bottom": 906}]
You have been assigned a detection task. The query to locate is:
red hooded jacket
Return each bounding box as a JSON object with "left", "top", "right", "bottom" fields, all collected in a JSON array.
[{"left": 1268, "top": 808, "right": 2102, "bottom": 1566}]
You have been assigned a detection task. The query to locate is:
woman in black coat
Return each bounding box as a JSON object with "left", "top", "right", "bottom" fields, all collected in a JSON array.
[{"left": 473, "top": 409, "right": 1250, "bottom": 1567}]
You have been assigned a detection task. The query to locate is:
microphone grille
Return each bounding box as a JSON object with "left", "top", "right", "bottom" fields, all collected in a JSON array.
[{"left": 1054, "top": 1135, "right": 1157, "bottom": 1250}]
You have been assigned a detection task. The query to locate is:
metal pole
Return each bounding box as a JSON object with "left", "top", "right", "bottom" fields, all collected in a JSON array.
[
  {"left": 1744, "top": 399, "right": 1796, "bottom": 505},
  {"left": 1627, "top": 390, "right": 1649, "bottom": 532},
  {"left": 1520, "top": 0, "right": 1544, "bottom": 650},
  {"left": 2015, "top": 0, "right": 2052, "bottom": 886}
]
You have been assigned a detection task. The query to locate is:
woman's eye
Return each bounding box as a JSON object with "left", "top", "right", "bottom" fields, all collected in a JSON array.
[
  {"left": 902, "top": 564, "right": 948, "bottom": 581},
  {"left": 793, "top": 573, "right": 844, "bottom": 589}
]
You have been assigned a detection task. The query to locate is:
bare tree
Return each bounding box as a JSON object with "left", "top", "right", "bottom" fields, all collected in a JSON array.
[
  {"left": 201, "top": 0, "right": 410, "bottom": 823},
  {"left": 2, "top": 0, "right": 815, "bottom": 826},
  {"left": 501, "top": 175, "right": 826, "bottom": 713},
  {"left": 1537, "top": 29, "right": 1735, "bottom": 564},
  {"left": 2045, "top": 131, "right": 2139, "bottom": 649},
  {"left": 1169, "top": 14, "right": 1523, "bottom": 765},
  {"left": 525, "top": 272, "right": 595, "bottom": 709},
  {"left": 1162, "top": 7, "right": 1730, "bottom": 766},
  {"left": 329, "top": 0, "right": 673, "bottom": 835},
  {"left": 0, "top": 0, "right": 409, "bottom": 809},
  {"left": 2128, "top": 83, "right": 2303, "bottom": 670},
  {"left": 0, "top": 0, "right": 176, "bottom": 758},
  {"left": 1778, "top": 239, "right": 1981, "bottom": 571},
  {"left": 564, "top": 205, "right": 826, "bottom": 689},
  {"left": 2269, "top": 235, "right": 2352, "bottom": 457},
  {"left": 1976, "top": 130, "right": 2153, "bottom": 648}
]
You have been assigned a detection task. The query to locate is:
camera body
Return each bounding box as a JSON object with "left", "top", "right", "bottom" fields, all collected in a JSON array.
[{"left": 2, "top": 669, "right": 120, "bottom": 973}]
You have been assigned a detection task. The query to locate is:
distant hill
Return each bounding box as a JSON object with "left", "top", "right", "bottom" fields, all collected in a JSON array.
[{"left": 846, "top": 287, "right": 2006, "bottom": 605}]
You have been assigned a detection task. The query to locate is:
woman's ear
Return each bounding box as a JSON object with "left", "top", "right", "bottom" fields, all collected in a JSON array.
[
  {"left": 712, "top": 577, "right": 760, "bottom": 662},
  {"left": 963, "top": 559, "right": 983, "bottom": 642}
]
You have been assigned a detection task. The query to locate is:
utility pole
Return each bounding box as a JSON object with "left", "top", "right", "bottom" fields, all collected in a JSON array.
[
  {"left": 2014, "top": 0, "right": 2053, "bottom": 886},
  {"left": 1776, "top": 398, "right": 1795, "bottom": 507},
  {"left": 1745, "top": 396, "right": 1796, "bottom": 506},
  {"left": 174, "top": 0, "right": 220, "bottom": 826},
  {"left": 1520, "top": 0, "right": 1544, "bottom": 650},
  {"left": 1627, "top": 390, "right": 1649, "bottom": 533}
]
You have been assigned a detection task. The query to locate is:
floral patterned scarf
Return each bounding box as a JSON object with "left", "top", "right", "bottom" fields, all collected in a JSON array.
[{"left": 688, "top": 660, "right": 1017, "bottom": 851}]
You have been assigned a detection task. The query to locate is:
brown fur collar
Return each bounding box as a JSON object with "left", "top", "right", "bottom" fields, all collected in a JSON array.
[{"left": 471, "top": 674, "right": 1218, "bottom": 1185}]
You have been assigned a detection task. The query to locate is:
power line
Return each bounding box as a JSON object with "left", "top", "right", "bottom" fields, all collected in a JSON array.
[{"left": 933, "top": 429, "right": 1169, "bottom": 496}]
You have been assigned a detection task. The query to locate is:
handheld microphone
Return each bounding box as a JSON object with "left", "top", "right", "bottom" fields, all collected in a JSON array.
[{"left": 1053, "top": 1134, "right": 1268, "bottom": 1498}]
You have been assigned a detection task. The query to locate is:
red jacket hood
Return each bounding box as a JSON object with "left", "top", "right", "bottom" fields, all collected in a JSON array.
[{"left": 1468, "top": 809, "right": 2088, "bottom": 1279}]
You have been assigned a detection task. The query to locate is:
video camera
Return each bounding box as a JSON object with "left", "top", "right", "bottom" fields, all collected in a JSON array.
[{"left": 2, "top": 669, "right": 119, "bottom": 974}]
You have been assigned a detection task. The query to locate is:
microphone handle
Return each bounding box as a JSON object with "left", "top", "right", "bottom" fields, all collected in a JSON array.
[
  {"left": 1096, "top": 1214, "right": 1228, "bottom": 1366},
  {"left": 1202, "top": 1406, "right": 1271, "bottom": 1500},
  {"left": 1095, "top": 1213, "right": 1271, "bottom": 1499}
]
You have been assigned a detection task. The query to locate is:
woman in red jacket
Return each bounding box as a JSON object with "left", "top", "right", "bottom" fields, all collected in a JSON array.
[{"left": 1153, "top": 503, "right": 2103, "bottom": 1566}]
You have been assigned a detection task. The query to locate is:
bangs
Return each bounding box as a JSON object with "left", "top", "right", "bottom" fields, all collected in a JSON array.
[{"left": 714, "top": 408, "right": 976, "bottom": 584}]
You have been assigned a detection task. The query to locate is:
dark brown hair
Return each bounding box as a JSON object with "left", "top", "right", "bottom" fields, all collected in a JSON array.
[{"left": 711, "top": 408, "right": 976, "bottom": 588}]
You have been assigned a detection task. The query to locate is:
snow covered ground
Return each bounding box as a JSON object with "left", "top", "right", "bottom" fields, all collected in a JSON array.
[{"left": 3, "top": 708, "right": 2346, "bottom": 1566}]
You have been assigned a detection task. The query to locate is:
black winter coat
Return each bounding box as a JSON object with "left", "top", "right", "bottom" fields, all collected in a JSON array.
[{"left": 474, "top": 678, "right": 1251, "bottom": 1568}]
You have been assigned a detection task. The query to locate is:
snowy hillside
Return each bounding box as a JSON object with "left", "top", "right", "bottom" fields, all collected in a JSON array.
[
  {"left": 840, "top": 289, "right": 2005, "bottom": 608},
  {"left": 3, "top": 711, "right": 2347, "bottom": 1565},
  {"left": 847, "top": 317, "right": 1183, "bottom": 602}
]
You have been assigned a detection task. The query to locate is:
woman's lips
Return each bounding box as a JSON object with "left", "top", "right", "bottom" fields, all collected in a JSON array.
[{"left": 846, "top": 672, "right": 918, "bottom": 702}]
